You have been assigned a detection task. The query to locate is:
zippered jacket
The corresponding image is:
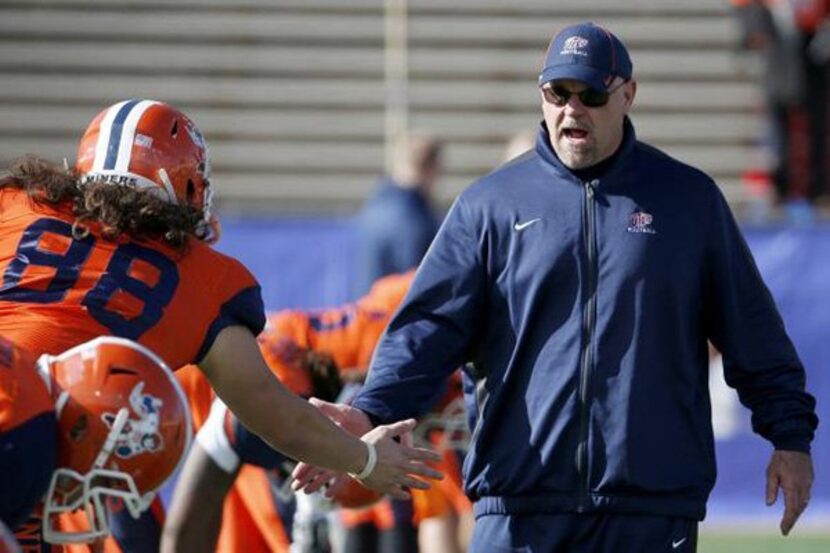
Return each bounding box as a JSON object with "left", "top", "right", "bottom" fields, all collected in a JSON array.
[{"left": 353, "top": 119, "right": 818, "bottom": 521}]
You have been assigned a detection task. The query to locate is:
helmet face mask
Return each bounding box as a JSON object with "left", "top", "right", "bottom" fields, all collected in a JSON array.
[
  {"left": 76, "top": 99, "right": 216, "bottom": 241},
  {"left": 42, "top": 467, "right": 147, "bottom": 544},
  {"left": 38, "top": 337, "right": 192, "bottom": 545}
]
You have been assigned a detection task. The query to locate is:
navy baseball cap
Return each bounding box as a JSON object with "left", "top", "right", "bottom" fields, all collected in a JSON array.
[{"left": 538, "top": 22, "right": 632, "bottom": 91}]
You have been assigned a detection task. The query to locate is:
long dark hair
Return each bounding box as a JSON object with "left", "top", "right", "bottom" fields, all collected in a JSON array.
[{"left": 1, "top": 155, "right": 203, "bottom": 250}]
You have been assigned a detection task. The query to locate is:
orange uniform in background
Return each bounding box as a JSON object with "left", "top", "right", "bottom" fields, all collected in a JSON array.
[
  {"left": 178, "top": 270, "right": 468, "bottom": 551},
  {"left": 187, "top": 272, "right": 413, "bottom": 552},
  {"left": 175, "top": 364, "right": 294, "bottom": 553},
  {"left": 264, "top": 269, "right": 413, "bottom": 381},
  {"left": 215, "top": 467, "right": 291, "bottom": 553}
]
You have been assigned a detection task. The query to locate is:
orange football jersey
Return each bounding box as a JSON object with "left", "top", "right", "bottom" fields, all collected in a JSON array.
[
  {"left": 355, "top": 270, "right": 413, "bottom": 313},
  {"left": 260, "top": 270, "right": 415, "bottom": 389},
  {"left": 0, "top": 189, "right": 265, "bottom": 367}
]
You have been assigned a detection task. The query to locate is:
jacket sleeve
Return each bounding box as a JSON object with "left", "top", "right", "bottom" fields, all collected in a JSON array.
[
  {"left": 352, "top": 195, "right": 485, "bottom": 423},
  {"left": 704, "top": 187, "right": 818, "bottom": 452}
]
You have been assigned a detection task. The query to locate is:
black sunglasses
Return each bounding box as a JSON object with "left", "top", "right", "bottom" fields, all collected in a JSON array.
[{"left": 541, "top": 80, "right": 628, "bottom": 108}]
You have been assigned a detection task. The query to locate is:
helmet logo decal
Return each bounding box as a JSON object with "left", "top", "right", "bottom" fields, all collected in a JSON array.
[
  {"left": 134, "top": 134, "right": 153, "bottom": 148},
  {"left": 185, "top": 121, "right": 206, "bottom": 150},
  {"left": 101, "top": 381, "right": 165, "bottom": 459}
]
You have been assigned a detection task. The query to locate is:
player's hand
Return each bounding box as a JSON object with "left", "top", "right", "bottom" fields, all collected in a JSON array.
[
  {"left": 291, "top": 398, "right": 374, "bottom": 493},
  {"left": 359, "top": 418, "right": 444, "bottom": 500},
  {"left": 766, "top": 450, "right": 814, "bottom": 536}
]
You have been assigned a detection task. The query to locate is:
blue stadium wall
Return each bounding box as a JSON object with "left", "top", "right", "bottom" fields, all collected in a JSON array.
[{"left": 216, "top": 217, "right": 829, "bottom": 523}]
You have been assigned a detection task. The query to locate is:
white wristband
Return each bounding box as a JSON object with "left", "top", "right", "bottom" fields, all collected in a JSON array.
[{"left": 350, "top": 441, "right": 377, "bottom": 481}]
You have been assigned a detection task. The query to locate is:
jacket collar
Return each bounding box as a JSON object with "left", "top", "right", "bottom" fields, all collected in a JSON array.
[{"left": 535, "top": 116, "right": 637, "bottom": 185}]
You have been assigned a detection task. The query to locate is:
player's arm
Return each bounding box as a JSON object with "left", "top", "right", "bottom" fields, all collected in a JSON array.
[
  {"left": 198, "top": 325, "right": 442, "bottom": 496},
  {"left": 161, "top": 441, "right": 233, "bottom": 553}
]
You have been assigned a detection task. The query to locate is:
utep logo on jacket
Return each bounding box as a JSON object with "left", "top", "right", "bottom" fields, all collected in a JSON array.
[
  {"left": 627, "top": 209, "right": 657, "bottom": 234},
  {"left": 101, "top": 381, "right": 164, "bottom": 458}
]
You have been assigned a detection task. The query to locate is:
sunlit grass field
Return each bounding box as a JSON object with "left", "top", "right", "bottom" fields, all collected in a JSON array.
[{"left": 699, "top": 531, "right": 830, "bottom": 552}]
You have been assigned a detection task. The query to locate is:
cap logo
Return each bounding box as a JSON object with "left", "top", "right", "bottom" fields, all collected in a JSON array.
[{"left": 561, "top": 36, "right": 589, "bottom": 57}]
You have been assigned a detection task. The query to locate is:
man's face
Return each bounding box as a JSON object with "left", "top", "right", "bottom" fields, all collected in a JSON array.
[{"left": 540, "top": 78, "right": 636, "bottom": 170}]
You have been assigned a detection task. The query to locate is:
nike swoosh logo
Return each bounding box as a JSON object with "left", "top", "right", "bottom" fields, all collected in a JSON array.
[
  {"left": 672, "top": 538, "right": 687, "bottom": 549},
  {"left": 513, "top": 218, "right": 541, "bottom": 231}
]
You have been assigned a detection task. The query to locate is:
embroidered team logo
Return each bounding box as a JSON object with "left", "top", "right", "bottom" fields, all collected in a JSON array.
[
  {"left": 627, "top": 210, "right": 656, "bottom": 234},
  {"left": 561, "top": 36, "right": 589, "bottom": 56},
  {"left": 101, "top": 381, "right": 164, "bottom": 459}
]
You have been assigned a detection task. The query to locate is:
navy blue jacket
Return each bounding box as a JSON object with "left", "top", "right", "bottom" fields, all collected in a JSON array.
[{"left": 353, "top": 120, "right": 817, "bottom": 521}]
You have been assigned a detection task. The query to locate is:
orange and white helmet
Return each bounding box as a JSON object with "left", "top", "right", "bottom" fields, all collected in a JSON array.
[
  {"left": 38, "top": 337, "right": 192, "bottom": 544},
  {"left": 75, "top": 99, "right": 217, "bottom": 242}
]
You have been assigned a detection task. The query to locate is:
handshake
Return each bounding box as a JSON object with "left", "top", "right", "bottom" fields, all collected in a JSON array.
[{"left": 292, "top": 398, "right": 444, "bottom": 501}]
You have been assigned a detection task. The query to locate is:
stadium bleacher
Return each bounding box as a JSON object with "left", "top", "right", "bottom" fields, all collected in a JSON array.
[{"left": 0, "top": 0, "right": 760, "bottom": 212}]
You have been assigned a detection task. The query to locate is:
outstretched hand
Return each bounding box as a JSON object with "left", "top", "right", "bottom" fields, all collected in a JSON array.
[
  {"left": 291, "top": 398, "right": 442, "bottom": 498},
  {"left": 359, "top": 418, "right": 443, "bottom": 500},
  {"left": 766, "top": 450, "right": 814, "bottom": 536},
  {"left": 292, "top": 398, "right": 373, "bottom": 494}
]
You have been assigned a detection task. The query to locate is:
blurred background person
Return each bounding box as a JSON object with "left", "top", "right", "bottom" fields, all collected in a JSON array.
[
  {"left": 355, "top": 133, "right": 443, "bottom": 296},
  {"left": 732, "top": 0, "right": 830, "bottom": 223},
  {"left": 502, "top": 129, "right": 537, "bottom": 163}
]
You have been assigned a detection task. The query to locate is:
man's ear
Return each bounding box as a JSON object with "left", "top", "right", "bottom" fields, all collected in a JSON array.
[{"left": 624, "top": 80, "right": 637, "bottom": 112}]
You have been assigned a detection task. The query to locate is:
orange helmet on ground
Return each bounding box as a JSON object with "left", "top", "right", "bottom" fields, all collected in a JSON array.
[
  {"left": 38, "top": 337, "right": 192, "bottom": 544},
  {"left": 75, "top": 99, "right": 217, "bottom": 242}
]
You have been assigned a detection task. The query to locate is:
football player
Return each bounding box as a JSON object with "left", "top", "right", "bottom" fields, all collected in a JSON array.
[
  {"left": 164, "top": 272, "right": 410, "bottom": 552},
  {"left": 165, "top": 272, "right": 472, "bottom": 553},
  {"left": 0, "top": 100, "right": 440, "bottom": 507},
  {"left": 0, "top": 335, "right": 190, "bottom": 551}
]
